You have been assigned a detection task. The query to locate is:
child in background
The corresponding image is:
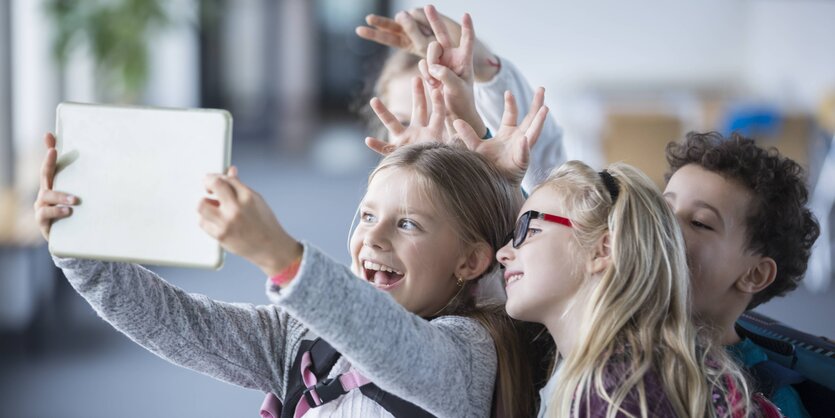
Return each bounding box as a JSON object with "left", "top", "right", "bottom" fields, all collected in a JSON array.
[
  {"left": 497, "top": 160, "right": 763, "bottom": 417},
  {"left": 34, "top": 83, "right": 543, "bottom": 417},
  {"left": 356, "top": 4, "right": 565, "bottom": 193},
  {"left": 664, "top": 132, "right": 819, "bottom": 417},
  {"left": 361, "top": 7, "right": 551, "bottom": 314}
]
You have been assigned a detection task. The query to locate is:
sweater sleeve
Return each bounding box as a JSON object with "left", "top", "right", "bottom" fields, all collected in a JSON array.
[
  {"left": 270, "top": 242, "right": 498, "bottom": 418},
  {"left": 53, "top": 256, "right": 305, "bottom": 399},
  {"left": 474, "top": 56, "right": 566, "bottom": 192}
]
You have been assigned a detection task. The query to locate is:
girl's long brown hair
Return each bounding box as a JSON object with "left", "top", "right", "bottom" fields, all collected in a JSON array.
[{"left": 369, "top": 142, "right": 535, "bottom": 417}]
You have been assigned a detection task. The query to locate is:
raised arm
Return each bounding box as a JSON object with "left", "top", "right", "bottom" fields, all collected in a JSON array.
[
  {"left": 197, "top": 171, "right": 497, "bottom": 417},
  {"left": 271, "top": 243, "right": 497, "bottom": 417},
  {"left": 473, "top": 58, "right": 566, "bottom": 192},
  {"left": 54, "top": 256, "right": 301, "bottom": 397},
  {"left": 35, "top": 132, "right": 301, "bottom": 398}
]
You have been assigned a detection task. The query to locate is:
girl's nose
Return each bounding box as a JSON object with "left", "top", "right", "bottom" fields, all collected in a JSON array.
[
  {"left": 363, "top": 222, "right": 391, "bottom": 250},
  {"left": 496, "top": 241, "right": 515, "bottom": 266}
]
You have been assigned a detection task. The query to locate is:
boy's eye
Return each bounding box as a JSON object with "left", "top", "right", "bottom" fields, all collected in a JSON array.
[
  {"left": 398, "top": 219, "right": 419, "bottom": 231},
  {"left": 361, "top": 212, "right": 377, "bottom": 223},
  {"left": 691, "top": 220, "right": 713, "bottom": 231},
  {"left": 527, "top": 228, "right": 542, "bottom": 237}
]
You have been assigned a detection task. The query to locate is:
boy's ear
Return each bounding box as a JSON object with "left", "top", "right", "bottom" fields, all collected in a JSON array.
[
  {"left": 587, "top": 232, "right": 612, "bottom": 275},
  {"left": 735, "top": 256, "right": 777, "bottom": 294},
  {"left": 456, "top": 242, "right": 494, "bottom": 282}
]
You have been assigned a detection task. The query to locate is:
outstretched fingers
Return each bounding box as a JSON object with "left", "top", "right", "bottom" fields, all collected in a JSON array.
[
  {"left": 424, "top": 5, "right": 452, "bottom": 48},
  {"left": 427, "top": 87, "right": 447, "bottom": 132},
  {"left": 394, "top": 11, "right": 424, "bottom": 49},
  {"left": 524, "top": 106, "right": 549, "bottom": 149},
  {"left": 370, "top": 97, "right": 406, "bottom": 136},
  {"left": 453, "top": 119, "right": 482, "bottom": 150},
  {"left": 410, "top": 77, "right": 429, "bottom": 126},
  {"left": 500, "top": 91, "right": 520, "bottom": 128},
  {"left": 514, "top": 134, "right": 531, "bottom": 171},
  {"left": 459, "top": 13, "right": 475, "bottom": 67},
  {"left": 519, "top": 87, "right": 545, "bottom": 130},
  {"left": 365, "top": 136, "right": 396, "bottom": 155}
]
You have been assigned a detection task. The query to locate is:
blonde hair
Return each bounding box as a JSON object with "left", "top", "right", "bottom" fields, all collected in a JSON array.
[
  {"left": 357, "top": 50, "right": 421, "bottom": 141},
  {"left": 368, "top": 142, "right": 534, "bottom": 418},
  {"left": 541, "top": 161, "right": 752, "bottom": 418}
]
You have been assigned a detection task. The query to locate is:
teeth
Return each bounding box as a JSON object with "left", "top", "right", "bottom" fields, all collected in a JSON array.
[
  {"left": 362, "top": 260, "right": 403, "bottom": 275},
  {"left": 507, "top": 274, "right": 523, "bottom": 285}
]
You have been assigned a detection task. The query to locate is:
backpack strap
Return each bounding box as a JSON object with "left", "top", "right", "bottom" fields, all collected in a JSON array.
[
  {"left": 748, "top": 360, "right": 806, "bottom": 398},
  {"left": 359, "top": 384, "right": 437, "bottom": 418},
  {"left": 277, "top": 338, "right": 343, "bottom": 418},
  {"left": 736, "top": 323, "right": 796, "bottom": 361},
  {"left": 266, "top": 337, "right": 435, "bottom": 418}
]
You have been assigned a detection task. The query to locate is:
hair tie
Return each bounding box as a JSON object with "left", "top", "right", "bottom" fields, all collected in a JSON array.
[{"left": 599, "top": 170, "right": 620, "bottom": 202}]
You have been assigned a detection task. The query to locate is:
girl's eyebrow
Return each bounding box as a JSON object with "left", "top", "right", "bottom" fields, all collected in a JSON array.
[
  {"left": 361, "top": 199, "right": 435, "bottom": 221},
  {"left": 396, "top": 207, "right": 433, "bottom": 218}
]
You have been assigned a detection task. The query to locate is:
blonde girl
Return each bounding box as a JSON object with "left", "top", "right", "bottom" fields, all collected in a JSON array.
[{"left": 497, "top": 161, "right": 757, "bottom": 417}]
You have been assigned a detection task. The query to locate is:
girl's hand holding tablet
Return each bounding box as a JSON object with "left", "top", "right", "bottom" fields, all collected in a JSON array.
[
  {"left": 34, "top": 132, "right": 79, "bottom": 241},
  {"left": 198, "top": 168, "right": 302, "bottom": 279}
]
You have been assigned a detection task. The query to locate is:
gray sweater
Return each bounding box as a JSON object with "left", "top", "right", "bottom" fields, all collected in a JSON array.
[{"left": 53, "top": 242, "right": 497, "bottom": 417}]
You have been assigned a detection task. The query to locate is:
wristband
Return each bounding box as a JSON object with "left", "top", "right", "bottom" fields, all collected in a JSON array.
[{"left": 270, "top": 256, "right": 302, "bottom": 287}]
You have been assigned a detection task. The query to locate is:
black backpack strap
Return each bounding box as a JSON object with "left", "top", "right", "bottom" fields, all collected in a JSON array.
[
  {"left": 736, "top": 323, "right": 796, "bottom": 359},
  {"left": 280, "top": 338, "right": 342, "bottom": 418},
  {"left": 283, "top": 338, "right": 435, "bottom": 417},
  {"left": 359, "top": 383, "right": 437, "bottom": 418},
  {"left": 307, "top": 338, "right": 342, "bottom": 376},
  {"left": 748, "top": 360, "right": 806, "bottom": 397}
]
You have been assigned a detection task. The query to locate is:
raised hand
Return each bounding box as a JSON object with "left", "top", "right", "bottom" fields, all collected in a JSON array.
[
  {"left": 355, "top": 10, "right": 438, "bottom": 58},
  {"left": 453, "top": 88, "right": 549, "bottom": 187},
  {"left": 417, "top": 9, "right": 487, "bottom": 138},
  {"left": 355, "top": 5, "right": 499, "bottom": 82},
  {"left": 34, "top": 132, "right": 79, "bottom": 241},
  {"left": 365, "top": 76, "right": 448, "bottom": 155},
  {"left": 198, "top": 167, "right": 302, "bottom": 278},
  {"left": 420, "top": 8, "right": 475, "bottom": 88}
]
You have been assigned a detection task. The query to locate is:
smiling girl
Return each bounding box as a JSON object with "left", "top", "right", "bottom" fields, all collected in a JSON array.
[
  {"left": 35, "top": 129, "right": 537, "bottom": 417},
  {"left": 497, "top": 161, "right": 761, "bottom": 417}
]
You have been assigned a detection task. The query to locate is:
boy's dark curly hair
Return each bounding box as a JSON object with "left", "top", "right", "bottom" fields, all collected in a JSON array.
[{"left": 665, "top": 131, "right": 820, "bottom": 309}]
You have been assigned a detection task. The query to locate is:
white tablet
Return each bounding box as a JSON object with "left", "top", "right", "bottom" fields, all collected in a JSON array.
[{"left": 49, "top": 102, "right": 232, "bottom": 269}]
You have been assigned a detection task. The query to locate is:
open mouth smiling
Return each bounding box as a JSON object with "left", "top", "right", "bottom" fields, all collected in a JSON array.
[{"left": 362, "top": 259, "right": 406, "bottom": 290}]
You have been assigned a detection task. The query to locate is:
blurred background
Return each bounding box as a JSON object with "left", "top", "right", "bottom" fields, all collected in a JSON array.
[{"left": 0, "top": 0, "right": 833, "bottom": 416}]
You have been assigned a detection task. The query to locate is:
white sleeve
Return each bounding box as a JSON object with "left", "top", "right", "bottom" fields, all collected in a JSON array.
[
  {"left": 474, "top": 57, "right": 566, "bottom": 192},
  {"left": 807, "top": 136, "right": 835, "bottom": 292}
]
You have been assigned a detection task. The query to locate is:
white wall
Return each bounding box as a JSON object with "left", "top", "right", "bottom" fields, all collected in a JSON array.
[
  {"left": 12, "top": 0, "right": 60, "bottom": 181},
  {"left": 394, "top": 0, "right": 835, "bottom": 110},
  {"left": 745, "top": 1, "right": 835, "bottom": 109}
]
